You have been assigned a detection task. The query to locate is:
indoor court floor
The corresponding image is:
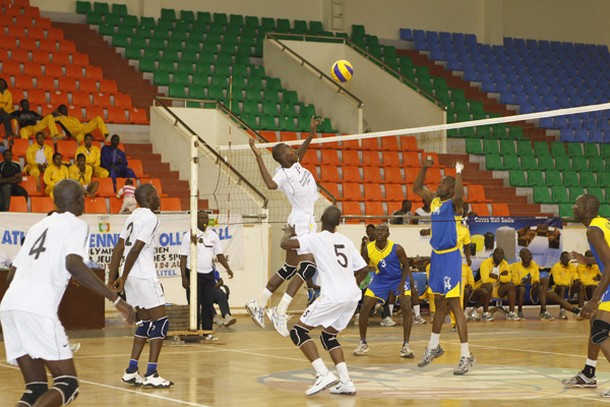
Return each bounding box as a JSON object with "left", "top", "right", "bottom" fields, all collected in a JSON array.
[{"left": 1, "top": 307, "right": 610, "bottom": 406}]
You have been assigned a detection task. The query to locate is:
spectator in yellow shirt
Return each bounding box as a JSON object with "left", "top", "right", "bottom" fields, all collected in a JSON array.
[
  {"left": 43, "top": 153, "right": 69, "bottom": 197},
  {"left": 476, "top": 247, "right": 519, "bottom": 320},
  {"left": 69, "top": 153, "right": 99, "bottom": 198},
  {"left": 75, "top": 133, "right": 109, "bottom": 178},
  {"left": 576, "top": 250, "right": 602, "bottom": 305},
  {"left": 510, "top": 248, "right": 554, "bottom": 320},
  {"left": 0, "top": 78, "right": 15, "bottom": 138},
  {"left": 53, "top": 104, "right": 109, "bottom": 143},
  {"left": 24, "top": 132, "right": 53, "bottom": 190},
  {"left": 550, "top": 251, "right": 579, "bottom": 319}
]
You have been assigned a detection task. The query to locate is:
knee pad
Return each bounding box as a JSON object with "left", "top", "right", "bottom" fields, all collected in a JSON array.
[
  {"left": 297, "top": 261, "right": 316, "bottom": 281},
  {"left": 134, "top": 320, "right": 151, "bottom": 339},
  {"left": 591, "top": 319, "right": 610, "bottom": 345},
  {"left": 320, "top": 330, "right": 340, "bottom": 351},
  {"left": 19, "top": 382, "right": 48, "bottom": 406},
  {"left": 148, "top": 316, "right": 169, "bottom": 340},
  {"left": 289, "top": 324, "right": 311, "bottom": 347},
  {"left": 51, "top": 376, "right": 79, "bottom": 406},
  {"left": 277, "top": 263, "right": 298, "bottom": 280}
]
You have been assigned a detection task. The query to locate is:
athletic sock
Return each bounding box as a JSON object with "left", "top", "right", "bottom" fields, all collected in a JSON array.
[
  {"left": 311, "top": 358, "right": 329, "bottom": 376},
  {"left": 584, "top": 359, "right": 597, "bottom": 378},
  {"left": 335, "top": 362, "right": 350, "bottom": 383},
  {"left": 277, "top": 293, "right": 293, "bottom": 315},
  {"left": 460, "top": 342, "right": 470, "bottom": 358},
  {"left": 428, "top": 333, "right": 440, "bottom": 349},
  {"left": 413, "top": 305, "right": 421, "bottom": 317},
  {"left": 388, "top": 304, "right": 394, "bottom": 316},
  {"left": 257, "top": 288, "right": 273, "bottom": 308},
  {"left": 146, "top": 362, "right": 157, "bottom": 376},
  {"left": 126, "top": 359, "right": 138, "bottom": 373}
]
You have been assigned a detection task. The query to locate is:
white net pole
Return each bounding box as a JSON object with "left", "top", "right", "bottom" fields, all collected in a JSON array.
[{"left": 188, "top": 132, "right": 199, "bottom": 332}]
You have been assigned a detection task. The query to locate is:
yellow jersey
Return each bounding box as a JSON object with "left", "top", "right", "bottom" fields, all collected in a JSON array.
[
  {"left": 68, "top": 163, "right": 92, "bottom": 186},
  {"left": 43, "top": 164, "right": 69, "bottom": 188},
  {"left": 477, "top": 256, "right": 511, "bottom": 285},
  {"left": 550, "top": 262, "right": 577, "bottom": 286},
  {"left": 75, "top": 145, "right": 102, "bottom": 168},
  {"left": 509, "top": 260, "right": 541, "bottom": 286},
  {"left": 577, "top": 263, "right": 601, "bottom": 286}
]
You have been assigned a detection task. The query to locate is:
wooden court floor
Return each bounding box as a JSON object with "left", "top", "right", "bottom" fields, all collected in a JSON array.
[{"left": 2, "top": 307, "right": 610, "bottom": 406}]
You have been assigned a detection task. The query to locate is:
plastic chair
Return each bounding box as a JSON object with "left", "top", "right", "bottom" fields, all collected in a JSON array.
[
  {"left": 491, "top": 203, "right": 511, "bottom": 217},
  {"left": 93, "top": 177, "right": 115, "bottom": 197},
  {"left": 84, "top": 198, "right": 108, "bottom": 214},
  {"left": 160, "top": 197, "right": 182, "bottom": 211},
  {"left": 9, "top": 196, "right": 28, "bottom": 212},
  {"left": 30, "top": 196, "right": 54, "bottom": 213}
]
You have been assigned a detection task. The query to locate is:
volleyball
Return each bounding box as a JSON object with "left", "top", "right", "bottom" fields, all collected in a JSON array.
[{"left": 331, "top": 60, "right": 354, "bottom": 83}]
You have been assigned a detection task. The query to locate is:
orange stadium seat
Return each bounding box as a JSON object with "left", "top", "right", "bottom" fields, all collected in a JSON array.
[
  {"left": 364, "top": 201, "right": 385, "bottom": 216},
  {"left": 380, "top": 136, "right": 399, "bottom": 151},
  {"left": 71, "top": 53, "right": 89, "bottom": 66},
  {"left": 161, "top": 197, "right": 182, "bottom": 211},
  {"left": 30, "top": 196, "right": 54, "bottom": 213},
  {"left": 65, "top": 64, "right": 84, "bottom": 79},
  {"left": 44, "top": 63, "right": 63, "bottom": 78},
  {"left": 342, "top": 166, "right": 361, "bottom": 182},
  {"left": 320, "top": 165, "right": 339, "bottom": 182},
  {"left": 56, "top": 140, "right": 77, "bottom": 159},
  {"left": 341, "top": 151, "right": 359, "bottom": 166},
  {"left": 107, "top": 106, "right": 127, "bottom": 123},
  {"left": 470, "top": 203, "right": 490, "bottom": 216},
  {"left": 384, "top": 169, "right": 404, "bottom": 184},
  {"left": 384, "top": 184, "right": 405, "bottom": 201},
  {"left": 11, "top": 48, "right": 29, "bottom": 61},
  {"left": 84, "top": 198, "right": 107, "bottom": 214},
  {"left": 362, "top": 151, "right": 381, "bottom": 167},
  {"left": 321, "top": 150, "right": 339, "bottom": 166},
  {"left": 52, "top": 52, "right": 70, "bottom": 65},
  {"left": 129, "top": 159, "right": 145, "bottom": 178},
  {"left": 361, "top": 137, "right": 380, "bottom": 151},
  {"left": 467, "top": 184, "right": 491, "bottom": 203},
  {"left": 9, "top": 196, "right": 28, "bottom": 212},
  {"left": 363, "top": 183, "right": 382, "bottom": 201},
  {"left": 402, "top": 151, "right": 421, "bottom": 167},
  {"left": 78, "top": 77, "right": 98, "bottom": 93},
  {"left": 145, "top": 178, "right": 167, "bottom": 196},
  {"left": 383, "top": 151, "right": 402, "bottom": 167},
  {"left": 36, "top": 75, "right": 56, "bottom": 90},
  {"left": 363, "top": 167, "right": 382, "bottom": 183},
  {"left": 341, "top": 182, "right": 361, "bottom": 201},
  {"left": 128, "top": 108, "right": 148, "bottom": 124},
  {"left": 12, "top": 138, "right": 29, "bottom": 156},
  {"left": 492, "top": 203, "right": 511, "bottom": 216},
  {"left": 85, "top": 65, "right": 103, "bottom": 80},
  {"left": 114, "top": 93, "right": 131, "bottom": 107},
  {"left": 109, "top": 197, "right": 123, "bottom": 214},
  {"left": 341, "top": 201, "right": 362, "bottom": 216},
  {"left": 58, "top": 77, "right": 78, "bottom": 92},
  {"left": 94, "top": 177, "right": 115, "bottom": 197}
]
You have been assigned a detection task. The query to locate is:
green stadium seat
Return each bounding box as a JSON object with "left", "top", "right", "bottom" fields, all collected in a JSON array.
[
  {"left": 526, "top": 170, "right": 545, "bottom": 187},
  {"left": 520, "top": 155, "right": 538, "bottom": 170},
  {"left": 558, "top": 204, "right": 573, "bottom": 218},
  {"left": 537, "top": 155, "right": 555, "bottom": 170},
  {"left": 124, "top": 46, "right": 142, "bottom": 59},
  {"left": 501, "top": 154, "right": 520, "bottom": 170},
  {"left": 309, "top": 21, "right": 324, "bottom": 35},
  {"left": 161, "top": 8, "right": 177, "bottom": 21},
  {"left": 297, "top": 116, "right": 310, "bottom": 132},
  {"left": 551, "top": 187, "right": 570, "bottom": 203},
  {"left": 509, "top": 170, "right": 527, "bottom": 187},
  {"left": 580, "top": 171, "right": 597, "bottom": 187},
  {"left": 189, "top": 86, "right": 205, "bottom": 99},
  {"left": 153, "top": 70, "right": 171, "bottom": 86},
  {"left": 571, "top": 158, "right": 589, "bottom": 171},
  {"left": 93, "top": 2, "right": 110, "bottom": 15},
  {"left": 587, "top": 187, "right": 605, "bottom": 201},
  {"left": 139, "top": 16, "right": 156, "bottom": 29},
  {"left": 509, "top": 127, "right": 525, "bottom": 139},
  {"left": 550, "top": 142, "right": 568, "bottom": 158},
  {"left": 533, "top": 187, "right": 552, "bottom": 204},
  {"left": 213, "top": 12, "right": 228, "bottom": 25},
  {"left": 130, "top": 36, "right": 146, "bottom": 48},
  {"left": 197, "top": 11, "right": 212, "bottom": 24},
  {"left": 482, "top": 139, "right": 499, "bottom": 155},
  {"left": 139, "top": 58, "right": 156, "bottom": 72},
  {"left": 300, "top": 104, "right": 315, "bottom": 118},
  {"left": 562, "top": 171, "right": 580, "bottom": 187},
  {"left": 534, "top": 141, "right": 549, "bottom": 156},
  {"left": 245, "top": 15, "right": 259, "bottom": 27},
  {"left": 465, "top": 139, "right": 483, "bottom": 155},
  {"left": 600, "top": 204, "right": 610, "bottom": 218},
  {"left": 554, "top": 157, "right": 571, "bottom": 171},
  {"left": 259, "top": 115, "right": 277, "bottom": 130},
  {"left": 584, "top": 143, "right": 599, "bottom": 157},
  {"left": 485, "top": 155, "right": 503, "bottom": 171},
  {"left": 76, "top": 1, "right": 92, "bottom": 14},
  {"left": 261, "top": 101, "right": 278, "bottom": 116},
  {"left": 516, "top": 140, "right": 533, "bottom": 157},
  {"left": 589, "top": 157, "right": 606, "bottom": 172},
  {"left": 280, "top": 116, "right": 298, "bottom": 131},
  {"left": 600, "top": 144, "right": 610, "bottom": 158},
  {"left": 87, "top": 13, "right": 104, "bottom": 25},
  {"left": 293, "top": 20, "right": 307, "bottom": 34},
  {"left": 499, "top": 140, "right": 516, "bottom": 156},
  {"left": 181, "top": 10, "right": 195, "bottom": 22},
  {"left": 98, "top": 23, "right": 115, "bottom": 36},
  {"left": 544, "top": 170, "right": 562, "bottom": 186},
  {"left": 172, "top": 72, "right": 190, "bottom": 85},
  {"left": 569, "top": 187, "right": 586, "bottom": 201},
  {"left": 111, "top": 3, "right": 127, "bottom": 16},
  {"left": 352, "top": 24, "right": 366, "bottom": 36},
  {"left": 567, "top": 143, "right": 583, "bottom": 157},
  {"left": 158, "top": 60, "right": 175, "bottom": 71}
]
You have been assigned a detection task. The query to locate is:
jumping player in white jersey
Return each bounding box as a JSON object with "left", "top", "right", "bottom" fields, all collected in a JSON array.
[
  {"left": 280, "top": 205, "right": 368, "bottom": 396},
  {"left": 108, "top": 183, "right": 173, "bottom": 388},
  {"left": 246, "top": 116, "right": 322, "bottom": 337},
  {"left": 0, "top": 179, "right": 135, "bottom": 407}
]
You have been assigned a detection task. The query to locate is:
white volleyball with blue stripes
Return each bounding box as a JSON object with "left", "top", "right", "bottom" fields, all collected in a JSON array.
[{"left": 331, "top": 60, "right": 354, "bottom": 83}]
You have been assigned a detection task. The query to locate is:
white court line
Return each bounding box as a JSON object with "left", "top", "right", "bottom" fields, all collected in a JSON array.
[
  {"left": 75, "top": 345, "right": 296, "bottom": 360},
  {"left": 0, "top": 363, "right": 211, "bottom": 407},
  {"left": 469, "top": 343, "right": 585, "bottom": 358},
  {"left": 217, "top": 348, "right": 304, "bottom": 362}
]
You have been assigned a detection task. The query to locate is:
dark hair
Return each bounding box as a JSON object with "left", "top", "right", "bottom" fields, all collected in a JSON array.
[
  {"left": 52, "top": 152, "right": 62, "bottom": 160},
  {"left": 2, "top": 149, "right": 11, "bottom": 158},
  {"left": 76, "top": 153, "right": 86, "bottom": 161},
  {"left": 271, "top": 143, "right": 287, "bottom": 162}
]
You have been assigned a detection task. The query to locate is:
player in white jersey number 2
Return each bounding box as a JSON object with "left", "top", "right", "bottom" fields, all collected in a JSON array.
[
  {"left": 0, "top": 179, "right": 135, "bottom": 406},
  {"left": 280, "top": 205, "right": 368, "bottom": 396},
  {"left": 246, "top": 116, "right": 322, "bottom": 337},
  {"left": 108, "top": 183, "right": 173, "bottom": 388}
]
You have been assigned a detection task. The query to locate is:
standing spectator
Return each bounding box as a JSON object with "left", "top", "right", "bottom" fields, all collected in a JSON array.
[
  {"left": 101, "top": 134, "right": 135, "bottom": 188},
  {"left": 69, "top": 153, "right": 99, "bottom": 198},
  {"left": 43, "top": 153, "right": 69, "bottom": 198},
  {"left": 390, "top": 199, "right": 413, "bottom": 225},
  {"left": 10, "top": 99, "right": 61, "bottom": 141},
  {"left": 24, "top": 132, "right": 53, "bottom": 190},
  {"left": 0, "top": 78, "right": 15, "bottom": 139},
  {"left": 117, "top": 178, "right": 137, "bottom": 214},
  {"left": 179, "top": 210, "right": 234, "bottom": 340},
  {"left": 53, "top": 104, "right": 109, "bottom": 143},
  {"left": 414, "top": 197, "right": 432, "bottom": 225},
  {"left": 76, "top": 133, "right": 109, "bottom": 178},
  {"left": 0, "top": 149, "right": 28, "bottom": 211}
]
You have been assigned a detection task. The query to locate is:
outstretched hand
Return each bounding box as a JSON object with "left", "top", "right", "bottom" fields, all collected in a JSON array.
[
  {"left": 282, "top": 224, "right": 296, "bottom": 237},
  {"left": 249, "top": 138, "right": 261, "bottom": 157},
  {"left": 310, "top": 116, "right": 323, "bottom": 132},
  {"left": 424, "top": 155, "right": 434, "bottom": 168},
  {"left": 570, "top": 251, "right": 587, "bottom": 264}
]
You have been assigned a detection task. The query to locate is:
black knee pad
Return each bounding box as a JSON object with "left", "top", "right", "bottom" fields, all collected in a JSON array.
[
  {"left": 148, "top": 316, "right": 169, "bottom": 340},
  {"left": 277, "top": 263, "right": 298, "bottom": 280},
  {"left": 289, "top": 324, "right": 311, "bottom": 347},
  {"left": 297, "top": 261, "right": 316, "bottom": 281},
  {"left": 320, "top": 330, "right": 340, "bottom": 351},
  {"left": 52, "top": 376, "right": 79, "bottom": 406},
  {"left": 19, "top": 382, "right": 48, "bottom": 406},
  {"left": 591, "top": 319, "right": 610, "bottom": 345}
]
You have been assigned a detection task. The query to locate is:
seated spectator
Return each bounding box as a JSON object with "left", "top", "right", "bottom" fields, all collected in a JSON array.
[
  {"left": 101, "top": 134, "right": 135, "bottom": 188},
  {"left": 390, "top": 199, "right": 413, "bottom": 225},
  {"left": 476, "top": 247, "right": 519, "bottom": 320},
  {"left": 413, "top": 196, "right": 431, "bottom": 225},
  {"left": 0, "top": 78, "right": 15, "bottom": 139},
  {"left": 576, "top": 250, "right": 601, "bottom": 303},
  {"left": 24, "top": 132, "right": 53, "bottom": 190},
  {"left": 212, "top": 270, "right": 236, "bottom": 327},
  {"left": 547, "top": 251, "right": 581, "bottom": 319},
  {"left": 116, "top": 178, "right": 136, "bottom": 213},
  {"left": 0, "top": 149, "right": 28, "bottom": 211},
  {"left": 43, "top": 152, "right": 69, "bottom": 198},
  {"left": 509, "top": 248, "right": 552, "bottom": 320},
  {"left": 53, "top": 104, "right": 109, "bottom": 143},
  {"left": 76, "top": 133, "right": 109, "bottom": 178},
  {"left": 69, "top": 153, "right": 99, "bottom": 198},
  {"left": 10, "top": 99, "right": 61, "bottom": 141}
]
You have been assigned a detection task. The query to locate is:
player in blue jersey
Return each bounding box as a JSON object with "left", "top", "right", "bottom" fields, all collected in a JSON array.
[
  {"left": 353, "top": 223, "right": 415, "bottom": 358},
  {"left": 413, "top": 156, "right": 474, "bottom": 375},
  {"left": 563, "top": 194, "right": 610, "bottom": 395}
]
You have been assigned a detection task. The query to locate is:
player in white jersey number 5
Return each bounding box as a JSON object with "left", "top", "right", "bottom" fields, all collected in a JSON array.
[
  {"left": 247, "top": 116, "right": 322, "bottom": 337},
  {"left": 0, "top": 179, "right": 135, "bottom": 406},
  {"left": 280, "top": 205, "right": 369, "bottom": 396}
]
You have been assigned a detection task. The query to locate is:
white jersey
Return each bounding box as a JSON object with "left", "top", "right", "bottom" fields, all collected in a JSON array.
[
  {"left": 178, "top": 228, "right": 223, "bottom": 274},
  {"left": 297, "top": 230, "right": 366, "bottom": 303},
  {"left": 119, "top": 207, "right": 160, "bottom": 279},
  {"left": 273, "top": 162, "right": 318, "bottom": 219},
  {"left": 0, "top": 212, "right": 89, "bottom": 318}
]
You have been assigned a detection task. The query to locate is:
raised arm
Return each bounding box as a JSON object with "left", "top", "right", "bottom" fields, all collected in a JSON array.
[
  {"left": 249, "top": 138, "right": 278, "bottom": 190},
  {"left": 413, "top": 156, "right": 435, "bottom": 203},
  {"left": 453, "top": 161, "right": 464, "bottom": 214},
  {"left": 296, "top": 116, "right": 322, "bottom": 160}
]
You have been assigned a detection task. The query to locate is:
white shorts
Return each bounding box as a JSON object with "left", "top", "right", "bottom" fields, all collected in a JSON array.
[
  {"left": 0, "top": 310, "right": 72, "bottom": 365},
  {"left": 299, "top": 296, "right": 358, "bottom": 331},
  {"left": 288, "top": 213, "right": 317, "bottom": 255},
  {"left": 124, "top": 277, "right": 165, "bottom": 310}
]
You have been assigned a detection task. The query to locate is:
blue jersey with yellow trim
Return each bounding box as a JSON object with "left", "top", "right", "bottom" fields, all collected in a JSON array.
[
  {"left": 366, "top": 241, "right": 403, "bottom": 280},
  {"left": 589, "top": 216, "right": 610, "bottom": 269},
  {"left": 430, "top": 197, "right": 458, "bottom": 252}
]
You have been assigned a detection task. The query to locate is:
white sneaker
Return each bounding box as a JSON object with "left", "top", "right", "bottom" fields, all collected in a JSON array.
[
  {"left": 353, "top": 341, "right": 369, "bottom": 355},
  {"left": 246, "top": 300, "right": 265, "bottom": 328},
  {"left": 213, "top": 315, "right": 224, "bottom": 326},
  {"left": 507, "top": 311, "right": 521, "bottom": 321},
  {"left": 223, "top": 315, "right": 236, "bottom": 327},
  {"left": 142, "top": 372, "right": 174, "bottom": 388},
  {"left": 305, "top": 372, "right": 339, "bottom": 396},
  {"left": 454, "top": 354, "right": 475, "bottom": 375},
  {"left": 482, "top": 312, "right": 494, "bottom": 322},
  {"left": 380, "top": 316, "right": 397, "bottom": 327},
  {"left": 69, "top": 342, "right": 81, "bottom": 353},
  {"left": 203, "top": 334, "right": 219, "bottom": 341},
  {"left": 330, "top": 380, "right": 356, "bottom": 395},
  {"left": 122, "top": 370, "right": 144, "bottom": 386},
  {"left": 400, "top": 343, "right": 414, "bottom": 358},
  {"left": 559, "top": 310, "right": 568, "bottom": 320},
  {"left": 413, "top": 315, "right": 427, "bottom": 325},
  {"left": 267, "top": 307, "right": 290, "bottom": 337}
]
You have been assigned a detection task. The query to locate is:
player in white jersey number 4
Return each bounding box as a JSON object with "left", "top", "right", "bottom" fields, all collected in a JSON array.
[
  {"left": 280, "top": 205, "right": 368, "bottom": 396},
  {"left": 246, "top": 116, "right": 323, "bottom": 337}
]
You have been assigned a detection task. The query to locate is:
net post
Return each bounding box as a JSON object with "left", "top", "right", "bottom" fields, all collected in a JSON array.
[{"left": 189, "top": 132, "right": 199, "bottom": 331}]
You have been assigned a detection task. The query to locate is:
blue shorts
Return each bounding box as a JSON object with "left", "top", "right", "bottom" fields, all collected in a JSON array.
[
  {"left": 429, "top": 249, "right": 462, "bottom": 298},
  {"left": 365, "top": 276, "right": 406, "bottom": 303},
  {"left": 599, "top": 286, "right": 610, "bottom": 312}
]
